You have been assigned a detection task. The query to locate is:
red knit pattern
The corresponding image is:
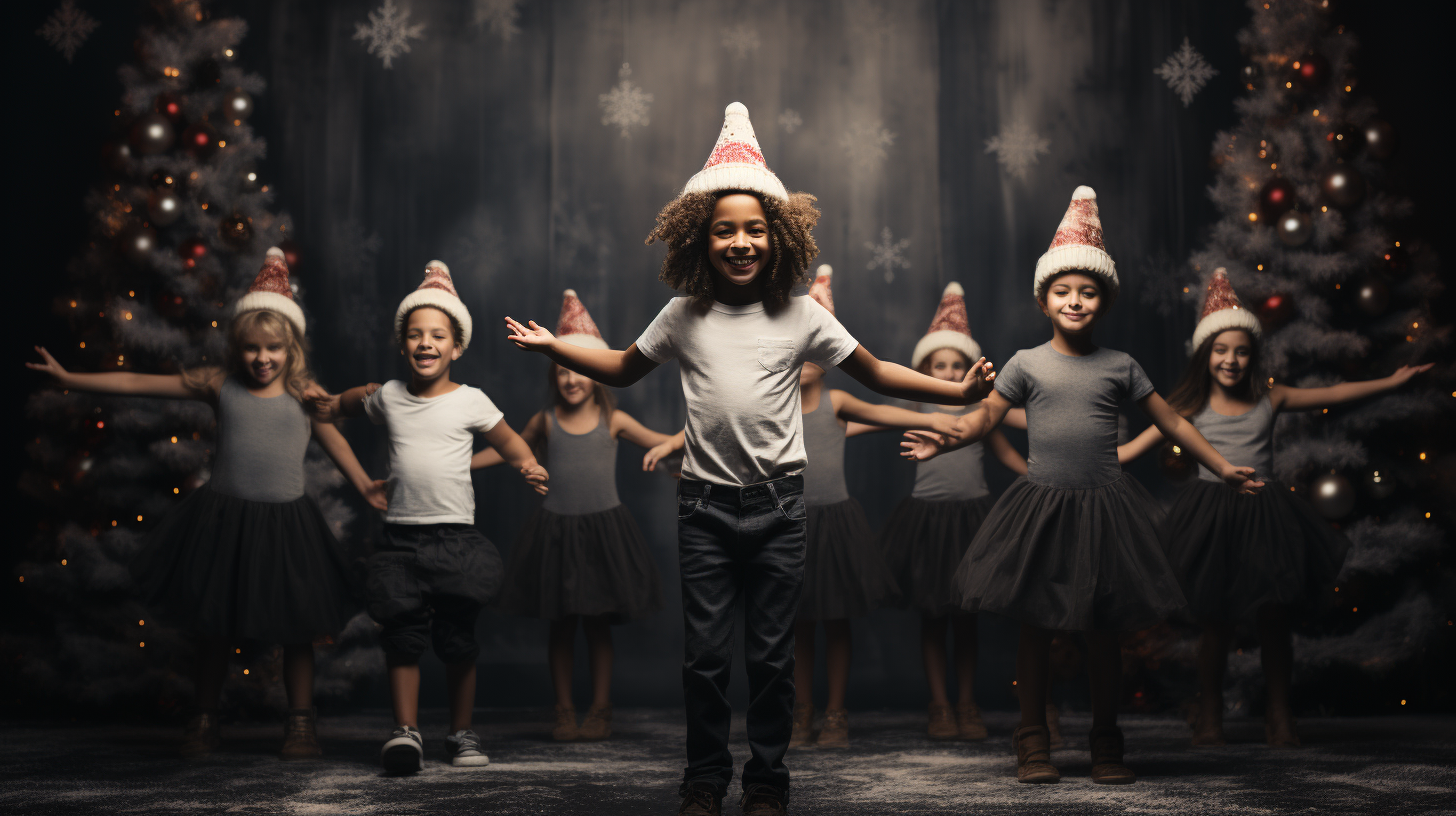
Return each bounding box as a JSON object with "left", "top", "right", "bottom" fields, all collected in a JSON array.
[
  {"left": 809, "top": 274, "right": 835, "bottom": 315},
  {"left": 1200, "top": 269, "right": 1245, "bottom": 318},
  {"left": 418, "top": 265, "right": 459, "bottom": 297},
  {"left": 704, "top": 140, "right": 766, "bottom": 170},
  {"left": 1047, "top": 199, "right": 1105, "bottom": 251},
  {"left": 926, "top": 292, "right": 970, "bottom": 336},
  {"left": 249, "top": 257, "right": 295, "bottom": 300},
  {"left": 555, "top": 292, "right": 603, "bottom": 339}
]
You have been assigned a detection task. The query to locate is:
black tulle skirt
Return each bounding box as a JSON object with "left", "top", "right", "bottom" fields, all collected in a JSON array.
[
  {"left": 953, "top": 475, "right": 1185, "bottom": 632},
  {"left": 1163, "top": 479, "right": 1350, "bottom": 623},
  {"left": 799, "top": 498, "right": 899, "bottom": 620},
  {"left": 880, "top": 494, "right": 996, "bottom": 616},
  {"left": 496, "top": 504, "right": 663, "bottom": 623},
  {"left": 129, "top": 484, "right": 361, "bottom": 643}
]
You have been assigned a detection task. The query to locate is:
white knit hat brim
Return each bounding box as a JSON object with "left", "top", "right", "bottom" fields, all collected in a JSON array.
[
  {"left": 1033, "top": 244, "right": 1119, "bottom": 301},
  {"left": 234, "top": 291, "right": 306, "bottom": 336},
  {"left": 396, "top": 288, "right": 474, "bottom": 349},
  {"left": 1191, "top": 306, "right": 1262, "bottom": 352},
  {"left": 560, "top": 333, "right": 610, "bottom": 351},
  {"left": 680, "top": 163, "right": 789, "bottom": 202},
  {"left": 911, "top": 330, "right": 983, "bottom": 371}
]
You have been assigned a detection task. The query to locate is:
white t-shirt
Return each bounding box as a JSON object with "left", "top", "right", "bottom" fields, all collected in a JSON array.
[
  {"left": 363, "top": 380, "right": 504, "bottom": 524},
  {"left": 635, "top": 294, "right": 859, "bottom": 486}
]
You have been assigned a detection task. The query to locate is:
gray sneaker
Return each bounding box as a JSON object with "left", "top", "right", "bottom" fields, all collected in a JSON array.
[
  {"left": 381, "top": 725, "right": 423, "bottom": 774},
  {"left": 446, "top": 729, "right": 489, "bottom": 767}
]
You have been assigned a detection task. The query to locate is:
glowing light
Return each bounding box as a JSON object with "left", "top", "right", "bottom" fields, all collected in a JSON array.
[
  {"left": 136, "top": 515, "right": 143, "bottom": 522},
  {"left": 124, "top": 312, "right": 132, "bottom": 320},
  {"left": 1401, "top": 700, "right": 1407, "bottom": 706},
  {"left": 140, "top": 642, "right": 145, "bottom": 648},
  {"left": 1353, "top": 607, "right": 1358, "bottom": 612},
  {"left": 60, "top": 559, "right": 67, "bottom": 566},
  {"left": 1172, "top": 446, "right": 1182, "bottom": 454},
  {"left": 1248, "top": 213, "right": 1258, "bottom": 222},
  {"left": 173, "top": 487, "right": 180, "bottom": 494},
  {"left": 1420, "top": 452, "right": 1427, "bottom": 460},
  {"left": 96, "top": 421, "right": 104, "bottom": 429},
  {"left": 139, "top": 620, "right": 144, "bottom": 626},
  {"left": 1257, "top": 264, "right": 1264, "bottom": 271},
  {"left": 236, "top": 648, "right": 242, "bottom": 654},
  {"left": 243, "top": 669, "right": 250, "bottom": 675},
  {"left": 128, "top": 291, "right": 135, "bottom": 297},
  {"left": 1183, "top": 287, "right": 1189, "bottom": 293},
  {"left": 1321, "top": 206, "right": 1328, "bottom": 212},
  {"left": 171, "top": 436, "right": 178, "bottom": 443}
]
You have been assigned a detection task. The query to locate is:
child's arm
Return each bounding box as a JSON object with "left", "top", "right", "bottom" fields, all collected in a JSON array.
[
  {"left": 832, "top": 391, "right": 965, "bottom": 437},
  {"left": 305, "top": 384, "right": 373, "bottom": 422},
  {"left": 1139, "top": 392, "right": 1262, "bottom": 494},
  {"left": 836, "top": 345, "right": 995, "bottom": 405},
  {"left": 1001, "top": 408, "right": 1028, "bottom": 431},
  {"left": 481, "top": 421, "right": 549, "bottom": 495},
  {"left": 984, "top": 430, "right": 1028, "bottom": 475},
  {"left": 844, "top": 422, "right": 880, "bottom": 438},
  {"left": 504, "top": 317, "right": 660, "bottom": 387},
  {"left": 901, "top": 391, "right": 1014, "bottom": 461},
  {"left": 612, "top": 409, "right": 678, "bottom": 451},
  {"left": 28, "top": 346, "right": 220, "bottom": 400},
  {"left": 310, "top": 419, "right": 388, "bottom": 511},
  {"left": 472, "top": 411, "right": 546, "bottom": 470},
  {"left": 1117, "top": 425, "right": 1165, "bottom": 465},
  {"left": 1270, "top": 364, "right": 1432, "bottom": 412},
  {"left": 642, "top": 429, "right": 685, "bottom": 471}
]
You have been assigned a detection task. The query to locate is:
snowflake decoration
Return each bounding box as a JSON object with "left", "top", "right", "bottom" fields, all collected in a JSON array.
[
  {"left": 984, "top": 121, "right": 1050, "bottom": 180},
  {"left": 473, "top": 0, "right": 521, "bottom": 42},
  {"left": 599, "top": 63, "right": 653, "bottom": 138},
  {"left": 354, "top": 0, "right": 426, "bottom": 69},
  {"left": 1155, "top": 37, "right": 1218, "bottom": 107},
  {"left": 721, "top": 24, "right": 761, "bottom": 59},
  {"left": 37, "top": 0, "right": 99, "bottom": 63},
  {"left": 840, "top": 120, "right": 896, "bottom": 166},
  {"left": 865, "top": 227, "right": 911, "bottom": 284},
  {"left": 779, "top": 109, "right": 803, "bottom": 134}
]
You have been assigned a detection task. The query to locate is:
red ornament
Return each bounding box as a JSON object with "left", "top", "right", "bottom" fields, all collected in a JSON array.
[
  {"left": 278, "top": 239, "right": 301, "bottom": 271},
  {"left": 154, "top": 92, "right": 184, "bottom": 122},
  {"left": 155, "top": 289, "right": 188, "bottom": 319},
  {"left": 1292, "top": 54, "right": 1330, "bottom": 91},
  {"left": 178, "top": 237, "right": 209, "bottom": 269},
  {"left": 1380, "top": 243, "right": 1409, "bottom": 278},
  {"left": 1257, "top": 292, "right": 1294, "bottom": 330},
  {"left": 1258, "top": 177, "right": 1296, "bottom": 221},
  {"left": 180, "top": 122, "right": 218, "bottom": 158}
]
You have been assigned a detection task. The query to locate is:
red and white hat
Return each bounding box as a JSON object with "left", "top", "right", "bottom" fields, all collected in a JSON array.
[
  {"left": 911, "top": 282, "right": 982, "bottom": 370},
  {"left": 1191, "top": 268, "right": 1261, "bottom": 350},
  {"left": 395, "top": 260, "right": 473, "bottom": 348},
  {"left": 234, "top": 247, "right": 305, "bottom": 335},
  {"left": 679, "top": 102, "right": 788, "bottom": 202},
  {"left": 808, "top": 264, "right": 835, "bottom": 315},
  {"left": 555, "top": 289, "right": 609, "bottom": 350},
  {"left": 1034, "top": 185, "right": 1118, "bottom": 302}
]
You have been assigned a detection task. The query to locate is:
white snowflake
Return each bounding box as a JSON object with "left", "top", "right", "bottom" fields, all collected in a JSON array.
[
  {"left": 840, "top": 120, "right": 896, "bottom": 166},
  {"left": 473, "top": 0, "right": 521, "bottom": 42},
  {"left": 37, "top": 0, "right": 99, "bottom": 63},
  {"left": 1155, "top": 37, "right": 1218, "bottom": 107},
  {"left": 721, "top": 24, "right": 760, "bottom": 59},
  {"left": 354, "top": 0, "right": 426, "bottom": 69},
  {"left": 984, "top": 121, "right": 1050, "bottom": 180},
  {"left": 599, "top": 63, "right": 653, "bottom": 138},
  {"left": 865, "top": 227, "right": 911, "bottom": 284},
  {"left": 779, "top": 109, "right": 803, "bottom": 134}
]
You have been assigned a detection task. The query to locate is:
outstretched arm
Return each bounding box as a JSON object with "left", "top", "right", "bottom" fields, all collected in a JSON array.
[
  {"left": 1139, "top": 392, "right": 1262, "bottom": 494},
  {"left": 1271, "top": 363, "right": 1432, "bottom": 412},
  {"left": 984, "top": 430, "right": 1028, "bottom": 475},
  {"left": 836, "top": 345, "right": 994, "bottom": 405},
  {"left": 901, "top": 391, "right": 1013, "bottom": 461},
  {"left": 504, "top": 317, "right": 659, "bottom": 388},
  {"left": 472, "top": 411, "right": 545, "bottom": 470},
  {"left": 613, "top": 409, "right": 676, "bottom": 450},
  {"left": 28, "top": 346, "right": 219, "bottom": 400},
  {"left": 311, "top": 419, "right": 388, "bottom": 511},
  {"left": 1117, "top": 424, "right": 1166, "bottom": 465},
  {"left": 481, "top": 421, "right": 549, "bottom": 495},
  {"left": 833, "top": 391, "right": 965, "bottom": 437}
]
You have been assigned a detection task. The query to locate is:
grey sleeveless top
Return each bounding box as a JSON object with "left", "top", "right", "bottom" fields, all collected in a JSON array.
[
  {"left": 802, "top": 389, "right": 849, "bottom": 505},
  {"left": 209, "top": 377, "right": 311, "bottom": 503},
  {"left": 1192, "top": 396, "right": 1276, "bottom": 484},
  {"left": 912, "top": 405, "right": 989, "bottom": 502},
  {"left": 541, "top": 410, "right": 622, "bottom": 515}
]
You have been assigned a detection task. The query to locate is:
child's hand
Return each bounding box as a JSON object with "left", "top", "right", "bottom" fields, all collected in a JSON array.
[
  {"left": 522, "top": 463, "right": 549, "bottom": 495},
  {"left": 364, "top": 382, "right": 383, "bottom": 397},
  {"left": 959, "top": 357, "right": 997, "bottom": 403},
  {"left": 303, "top": 385, "right": 343, "bottom": 422},
  {"left": 27, "top": 346, "right": 70, "bottom": 382},
  {"left": 1221, "top": 465, "right": 1264, "bottom": 495},
  {"left": 504, "top": 317, "right": 556, "bottom": 352},
  {"left": 1388, "top": 363, "right": 1434, "bottom": 386},
  {"left": 928, "top": 412, "right": 961, "bottom": 439},
  {"left": 642, "top": 440, "right": 677, "bottom": 471},
  {"left": 361, "top": 479, "right": 388, "bottom": 511},
  {"left": 900, "top": 430, "right": 947, "bottom": 461}
]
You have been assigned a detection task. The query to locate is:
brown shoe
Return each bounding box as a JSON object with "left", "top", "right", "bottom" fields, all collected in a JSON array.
[
  {"left": 788, "top": 702, "right": 814, "bottom": 748},
  {"left": 1012, "top": 725, "right": 1060, "bottom": 783},
  {"left": 279, "top": 708, "right": 323, "bottom": 759},
  {"left": 1089, "top": 726, "right": 1136, "bottom": 784},
  {"left": 739, "top": 783, "right": 787, "bottom": 815},
  {"left": 1045, "top": 703, "right": 1065, "bottom": 750},
  {"left": 552, "top": 704, "right": 578, "bottom": 741},
  {"left": 956, "top": 702, "right": 988, "bottom": 740},
  {"left": 1191, "top": 710, "right": 1227, "bottom": 747},
  {"left": 180, "top": 711, "right": 221, "bottom": 759},
  {"left": 816, "top": 708, "right": 849, "bottom": 749},
  {"left": 579, "top": 705, "right": 612, "bottom": 741},
  {"left": 678, "top": 781, "right": 722, "bottom": 815},
  {"left": 1266, "top": 715, "right": 1300, "bottom": 748},
  {"left": 927, "top": 703, "right": 957, "bottom": 740}
]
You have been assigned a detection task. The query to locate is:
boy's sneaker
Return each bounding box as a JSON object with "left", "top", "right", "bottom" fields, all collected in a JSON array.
[
  {"left": 381, "top": 725, "right": 423, "bottom": 774},
  {"left": 677, "top": 781, "right": 722, "bottom": 815},
  {"left": 739, "top": 783, "right": 787, "bottom": 815},
  {"left": 446, "top": 729, "right": 490, "bottom": 767}
]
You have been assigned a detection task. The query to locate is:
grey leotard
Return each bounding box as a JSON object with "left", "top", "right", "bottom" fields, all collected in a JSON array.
[
  {"left": 802, "top": 389, "right": 849, "bottom": 505},
  {"left": 912, "top": 405, "right": 989, "bottom": 501},
  {"left": 208, "top": 376, "right": 311, "bottom": 502},
  {"left": 1191, "top": 395, "right": 1276, "bottom": 483},
  {"left": 541, "top": 410, "right": 622, "bottom": 515}
]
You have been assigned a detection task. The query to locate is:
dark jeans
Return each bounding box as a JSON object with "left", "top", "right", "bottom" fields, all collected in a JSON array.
[{"left": 676, "top": 474, "right": 806, "bottom": 801}]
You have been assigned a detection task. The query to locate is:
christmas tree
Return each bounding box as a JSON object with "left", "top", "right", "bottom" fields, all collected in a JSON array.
[
  {"left": 10, "top": 0, "right": 380, "bottom": 718},
  {"left": 1140, "top": 0, "right": 1453, "bottom": 715}
]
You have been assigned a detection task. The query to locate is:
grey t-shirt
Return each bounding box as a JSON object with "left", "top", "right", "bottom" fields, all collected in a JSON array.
[
  {"left": 209, "top": 377, "right": 311, "bottom": 502},
  {"left": 912, "top": 405, "right": 989, "bottom": 501},
  {"left": 994, "top": 343, "right": 1155, "bottom": 489}
]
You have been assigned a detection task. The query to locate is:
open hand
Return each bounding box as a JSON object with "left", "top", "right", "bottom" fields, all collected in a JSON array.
[
  {"left": 522, "top": 463, "right": 549, "bottom": 495},
  {"left": 27, "top": 346, "right": 70, "bottom": 382},
  {"left": 504, "top": 317, "right": 556, "bottom": 352},
  {"left": 643, "top": 439, "right": 678, "bottom": 472},
  {"left": 1389, "top": 363, "right": 1435, "bottom": 386},
  {"left": 959, "top": 357, "right": 997, "bottom": 402},
  {"left": 900, "top": 430, "right": 947, "bottom": 462},
  {"left": 1222, "top": 465, "right": 1264, "bottom": 496},
  {"left": 362, "top": 479, "right": 388, "bottom": 512}
]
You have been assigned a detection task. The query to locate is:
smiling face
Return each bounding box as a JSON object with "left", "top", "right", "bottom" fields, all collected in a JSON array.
[
  {"left": 707, "top": 193, "right": 774, "bottom": 291},
  {"left": 237, "top": 325, "right": 289, "bottom": 387},
  {"left": 402, "top": 306, "right": 462, "bottom": 382},
  {"left": 921, "top": 348, "right": 970, "bottom": 383},
  {"left": 1038, "top": 272, "right": 1104, "bottom": 335},
  {"left": 554, "top": 363, "right": 597, "bottom": 407},
  {"left": 1207, "top": 329, "right": 1254, "bottom": 390}
]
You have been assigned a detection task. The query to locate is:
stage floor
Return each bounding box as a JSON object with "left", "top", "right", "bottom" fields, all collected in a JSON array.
[{"left": 3, "top": 709, "right": 1452, "bottom": 815}]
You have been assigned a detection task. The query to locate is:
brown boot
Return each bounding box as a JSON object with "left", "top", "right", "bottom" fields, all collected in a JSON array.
[
  {"left": 1089, "top": 726, "right": 1136, "bottom": 784},
  {"left": 1191, "top": 710, "right": 1227, "bottom": 747},
  {"left": 955, "top": 702, "right": 988, "bottom": 740},
  {"left": 817, "top": 708, "right": 849, "bottom": 749},
  {"left": 1045, "top": 703, "right": 1064, "bottom": 750},
  {"left": 1012, "top": 725, "right": 1060, "bottom": 783},
  {"left": 578, "top": 705, "right": 612, "bottom": 741},
  {"left": 551, "top": 704, "right": 578, "bottom": 741},
  {"left": 927, "top": 703, "right": 958, "bottom": 740},
  {"left": 180, "top": 711, "right": 221, "bottom": 759},
  {"left": 789, "top": 702, "right": 814, "bottom": 748},
  {"left": 280, "top": 708, "right": 322, "bottom": 759},
  {"left": 1266, "top": 715, "right": 1300, "bottom": 748}
]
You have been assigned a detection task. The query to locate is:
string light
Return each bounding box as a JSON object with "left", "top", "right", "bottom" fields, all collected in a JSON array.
[
  {"left": 136, "top": 515, "right": 143, "bottom": 522},
  {"left": 243, "top": 669, "right": 250, "bottom": 675},
  {"left": 173, "top": 487, "right": 180, "bottom": 494},
  {"left": 1248, "top": 213, "right": 1258, "bottom": 222},
  {"left": 1401, "top": 700, "right": 1407, "bottom": 706},
  {"left": 138, "top": 620, "right": 144, "bottom": 626},
  {"left": 1420, "top": 452, "right": 1427, "bottom": 460},
  {"left": 60, "top": 559, "right": 67, "bottom": 566}
]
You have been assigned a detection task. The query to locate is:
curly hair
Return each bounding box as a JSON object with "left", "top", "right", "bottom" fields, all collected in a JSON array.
[{"left": 645, "top": 190, "right": 820, "bottom": 305}]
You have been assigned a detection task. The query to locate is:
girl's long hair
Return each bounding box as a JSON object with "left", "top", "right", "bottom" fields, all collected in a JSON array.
[
  {"left": 184, "top": 309, "right": 312, "bottom": 401},
  {"left": 1165, "top": 331, "right": 1268, "bottom": 417}
]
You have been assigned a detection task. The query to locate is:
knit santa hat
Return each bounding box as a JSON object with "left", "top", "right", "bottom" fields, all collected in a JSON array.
[
  {"left": 911, "top": 282, "right": 982, "bottom": 370},
  {"left": 555, "top": 289, "right": 609, "bottom": 350},
  {"left": 1034, "top": 185, "right": 1119, "bottom": 302},
  {"left": 808, "top": 264, "right": 835, "bottom": 315},
  {"left": 234, "top": 247, "right": 305, "bottom": 335},
  {"left": 1191, "top": 268, "right": 1262, "bottom": 351},
  {"left": 395, "top": 260, "right": 473, "bottom": 348},
  {"left": 679, "top": 102, "right": 788, "bottom": 202}
]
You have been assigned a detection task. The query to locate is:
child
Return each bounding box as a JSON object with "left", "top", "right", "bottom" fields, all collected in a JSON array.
[
  {"left": 1117, "top": 268, "right": 1430, "bottom": 748},
  {"left": 309, "top": 261, "right": 547, "bottom": 773},
  {"left": 483, "top": 289, "right": 672, "bottom": 743},
  {"left": 27, "top": 248, "right": 384, "bottom": 759},
  {"left": 505, "top": 103, "right": 994, "bottom": 816},
  {"left": 902, "top": 187, "right": 1262, "bottom": 785},
  {"left": 880, "top": 281, "right": 1028, "bottom": 743}
]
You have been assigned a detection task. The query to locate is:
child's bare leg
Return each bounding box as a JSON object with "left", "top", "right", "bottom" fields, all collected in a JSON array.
[
  {"left": 583, "top": 616, "right": 614, "bottom": 710},
  {"left": 1084, "top": 631, "right": 1121, "bottom": 730},
  {"left": 952, "top": 612, "right": 979, "bottom": 708},
  {"left": 921, "top": 614, "right": 952, "bottom": 707},
  {"left": 282, "top": 644, "right": 315, "bottom": 710},
  {"left": 1257, "top": 605, "right": 1296, "bottom": 739},
  {"left": 447, "top": 662, "right": 477, "bottom": 733},
  {"left": 194, "top": 638, "right": 230, "bottom": 711},
  {"left": 389, "top": 665, "right": 421, "bottom": 729},
  {"left": 1016, "top": 625, "right": 1054, "bottom": 729},
  {"left": 823, "top": 619, "right": 851, "bottom": 711},
  {"left": 549, "top": 616, "right": 579, "bottom": 709},
  {"left": 793, "top": 618, "right": 816, "bottom": 707}
]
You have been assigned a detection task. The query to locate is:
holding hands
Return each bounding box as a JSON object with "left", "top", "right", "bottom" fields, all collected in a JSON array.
[{"left": 959, "top": 357, "right": 997, "bottom": 403}]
